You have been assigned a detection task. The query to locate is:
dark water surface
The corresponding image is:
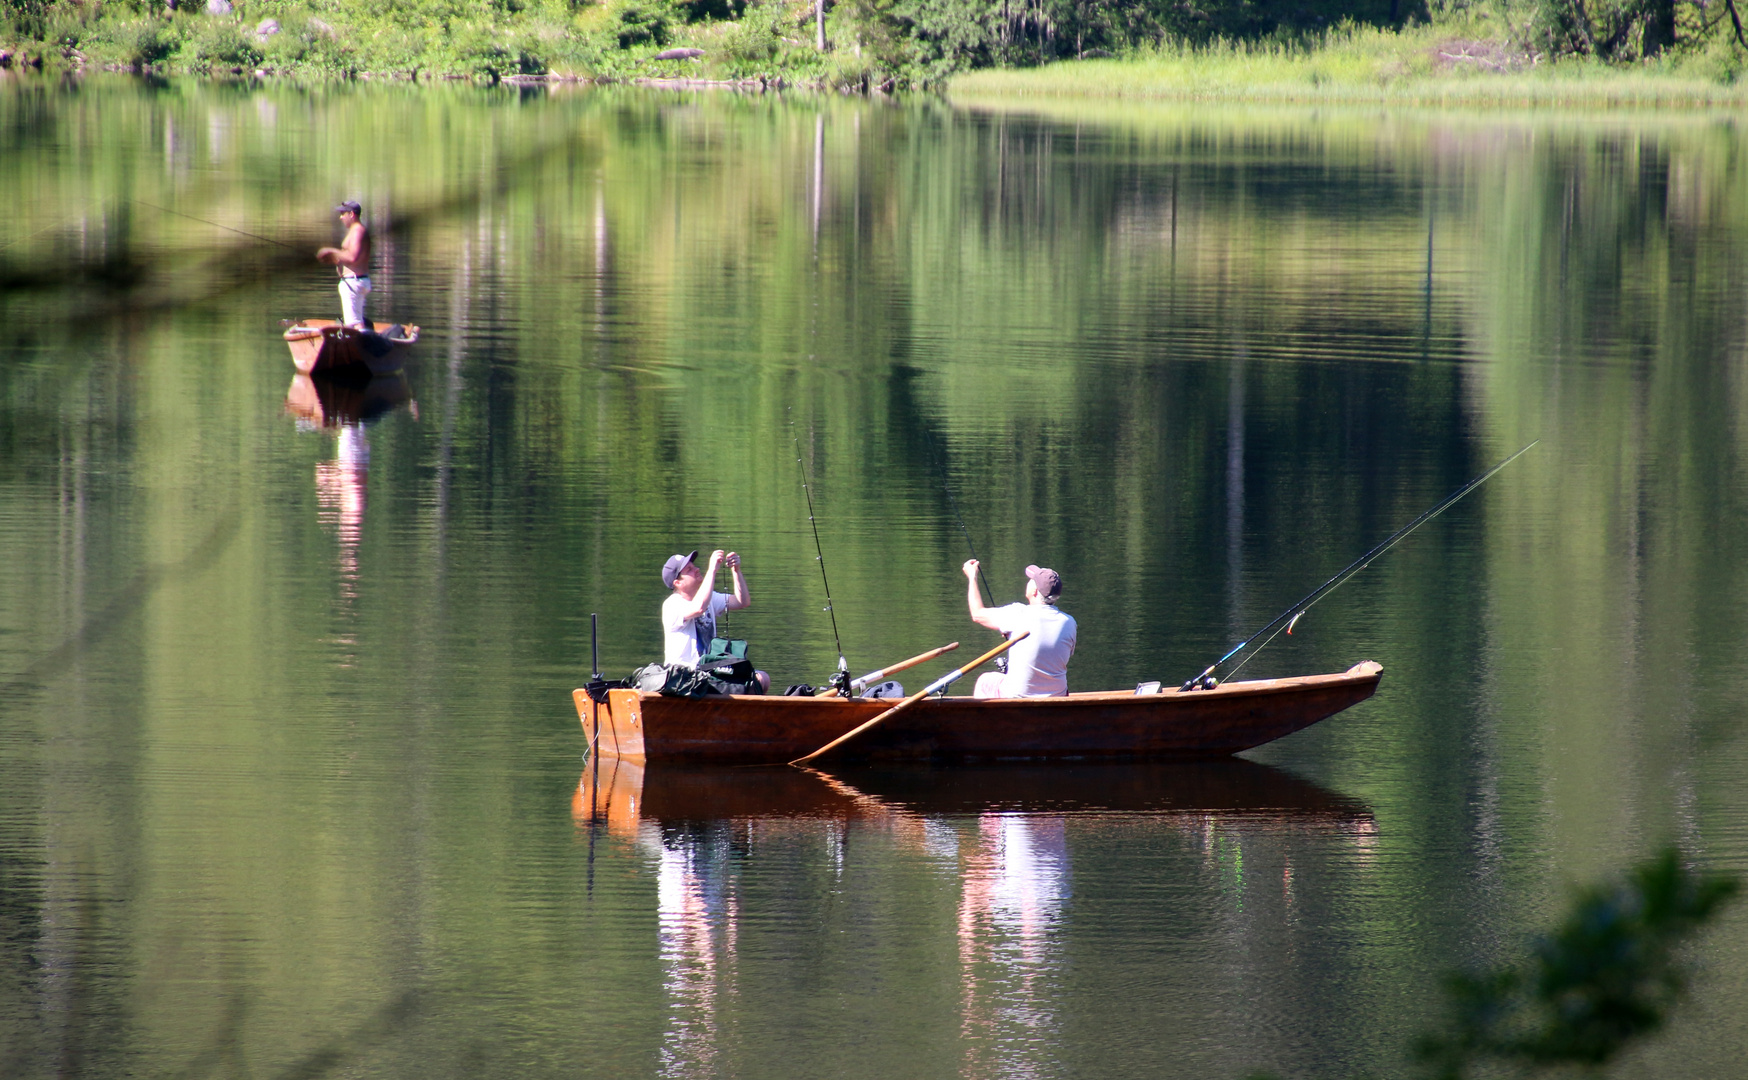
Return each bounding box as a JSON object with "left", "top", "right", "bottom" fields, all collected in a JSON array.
[{"left": 3, "top": 78, "right": 1747, "bottom": 1078}]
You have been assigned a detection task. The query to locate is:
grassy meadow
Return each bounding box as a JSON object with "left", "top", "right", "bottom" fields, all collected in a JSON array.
[{"left": 951, "top": 22, "right": 1748, "bottom": 107}]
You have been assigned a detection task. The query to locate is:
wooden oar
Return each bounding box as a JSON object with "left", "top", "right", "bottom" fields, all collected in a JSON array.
[
  {"left": 818, "top": 641, "right": 961, "bottom": 698},
  {"left": 789, "top": 633, "right": 1028, "bottom": 766}
]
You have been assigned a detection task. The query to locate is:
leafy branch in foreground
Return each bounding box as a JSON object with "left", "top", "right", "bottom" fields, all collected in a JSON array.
[{"left": 1254, "top": 848, "right": 1740, "bottom": 1080}]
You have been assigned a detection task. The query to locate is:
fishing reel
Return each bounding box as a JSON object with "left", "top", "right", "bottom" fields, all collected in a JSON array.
[
  {"left": 1179, "top": 675, "right": 1219, "bottom": 692},
  {"left": 826, "top": 669, "right": 852, "bottom": 697}
]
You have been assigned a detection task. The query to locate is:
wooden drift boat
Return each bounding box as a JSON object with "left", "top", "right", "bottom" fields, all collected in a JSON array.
[
  {"left": 283, "top": 318, "right": 420, "bottom": 376},
  {"left": 573, "top": 660, "right": 1383, "bottom": 765}
]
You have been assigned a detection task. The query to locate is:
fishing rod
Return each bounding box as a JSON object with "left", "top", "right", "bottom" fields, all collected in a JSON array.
[
  {"left": 1180, "top": 440, "right": 1539, "bottom": 691},
  {"left": 790, "top": 413, "right": 851, "bottom": 694},
  {"left": 131, "top": 199, "right": 301, "bottom": 250}
]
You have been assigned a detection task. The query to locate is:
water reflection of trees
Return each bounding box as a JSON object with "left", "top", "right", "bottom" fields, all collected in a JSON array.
[{"left": 4, "top": 83, "right": 1748, "bottom": 1077}]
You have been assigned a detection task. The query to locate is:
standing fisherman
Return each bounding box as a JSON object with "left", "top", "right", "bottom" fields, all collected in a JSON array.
[
  {"left": 316, "top": 200, "right": 372, "bottom": 328},
  {"left": 963, "top": 560, "right": 1076, "bottom": 698}
]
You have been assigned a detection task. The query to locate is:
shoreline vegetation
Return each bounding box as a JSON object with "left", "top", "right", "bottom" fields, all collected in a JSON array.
[
  {"left": 953, "top": 25, "right": 1748, "bottom": 106},
  {"left": 1, "top": 0, "right": 1745, "bottom": 103}
]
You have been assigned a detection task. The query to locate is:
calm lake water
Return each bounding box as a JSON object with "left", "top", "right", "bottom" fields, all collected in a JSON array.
[{"left": 3, "top": 76, "right": 1747, "bottom": 1078}]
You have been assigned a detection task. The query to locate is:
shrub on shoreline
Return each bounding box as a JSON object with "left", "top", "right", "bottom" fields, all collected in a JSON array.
[{"left": 1, "top": 0, "right": 1743, "bottom": 90}]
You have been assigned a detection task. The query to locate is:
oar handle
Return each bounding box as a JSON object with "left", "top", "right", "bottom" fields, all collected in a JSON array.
[
  {"left": 819, "top": 641, "right": 961, "bottom": 698},
  {"left": 789, "top": 633, "right": 1027, "bottom": 766}
]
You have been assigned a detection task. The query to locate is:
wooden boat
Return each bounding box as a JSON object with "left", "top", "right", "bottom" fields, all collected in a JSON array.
[
  {"left": 573, "top": 660, "right": 1382, "bottom": 765},
  {"left": 283, "top": 372, "right": 410, "bottom": 428},
  {"left": 282, "top": 318, "right": 420, "bottom": 376},
  {"left": 573, "top": 757, "right": 1373, "bottom": 838}
]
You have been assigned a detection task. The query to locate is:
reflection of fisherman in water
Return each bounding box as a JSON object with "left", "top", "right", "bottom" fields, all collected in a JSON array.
[
  {"left": 956, "top": 814, "right": 1070, "bottom": 1080},
  {"left": 640, "top": 820, "right": 739, "bottom": 1079},
  {"left": 289, "top": 373, "right": 415, "bottom": 628},
  {"left": 315, "top": 423, "right": 370, "bottom": 601}
]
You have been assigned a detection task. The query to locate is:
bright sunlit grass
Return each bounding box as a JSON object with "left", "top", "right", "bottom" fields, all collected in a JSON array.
[{"left": 950, "top": 23, "right": 1748, "bottom": 108}]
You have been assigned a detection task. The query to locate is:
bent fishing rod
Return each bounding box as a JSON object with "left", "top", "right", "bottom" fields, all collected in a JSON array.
[
  {"left": 790, "top": 413, "right": 851, "bottom": 694},
  {"left": 1181, "top": 440, "right": 1539, "bottom": 692}
]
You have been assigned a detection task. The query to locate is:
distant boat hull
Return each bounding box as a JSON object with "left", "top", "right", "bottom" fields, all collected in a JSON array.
[
  {"left": 573, "top": 661, "right": 1383, "bottom": 765},
  {"left": 283, "top": 319, "right": 419, "bottom": 376}
]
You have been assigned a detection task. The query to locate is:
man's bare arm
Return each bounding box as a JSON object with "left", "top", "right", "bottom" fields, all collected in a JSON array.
[
  {"left": 678, "top": 551, "right": 726, "bottom": 621},
  {"left": 964, "top": 559, "right": 1001, "bottom": 630},
  {"left": 725, "top": 553, "right": 750, "bottom": 611}
]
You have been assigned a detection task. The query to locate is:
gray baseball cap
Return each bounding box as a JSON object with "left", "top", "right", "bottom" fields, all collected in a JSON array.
[
  {"left": 662, "top": 550, "right": 698, "bottom": 589},
  {"left": 335, "top": 200, "right": 362, "bottom": 215}
]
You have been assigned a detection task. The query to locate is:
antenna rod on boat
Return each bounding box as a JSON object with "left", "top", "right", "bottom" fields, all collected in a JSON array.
[
  {"left": 591, "top": 612, "right": 601, "bottom": 682},
  {"left": 791, "top": 412, "right": 850, "bottom": 693},
  {"left": 1181, "top": 441, "right": 1539, "bottom": 691}
]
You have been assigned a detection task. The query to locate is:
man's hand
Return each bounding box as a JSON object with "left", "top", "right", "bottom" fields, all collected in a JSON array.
[
  {"left": 724, "top": 552, "right": 740, "bottom": 570},
  {"left": 708, "top": 549, "right": 726, "bottom": 568},
  {"left": 963, "top": 559, "right": 980, "bottom": 580}
]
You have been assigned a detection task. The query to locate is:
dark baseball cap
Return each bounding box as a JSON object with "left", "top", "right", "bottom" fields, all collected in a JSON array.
[
  {"left": 662, "top": 550, "right": 698, "bottom": 589},
  {"left": 335, "top": 200, "right": 362, "bottom": 215},
  {"left": 1025, "top": 564, "right": 1062, "bottom": 600}
]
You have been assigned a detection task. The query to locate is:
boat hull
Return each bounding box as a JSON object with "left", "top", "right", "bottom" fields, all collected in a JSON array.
[
  {"left": 283, "top": 319, "right": 419, "bottom": 376},
  {"left": 574, "top": 661, "right": 1382, "bottom": 765}
]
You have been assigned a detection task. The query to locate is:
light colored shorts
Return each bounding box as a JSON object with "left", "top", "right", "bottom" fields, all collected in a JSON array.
[{"left": 339, "top": 274, "right": 372, "bottom": 326}]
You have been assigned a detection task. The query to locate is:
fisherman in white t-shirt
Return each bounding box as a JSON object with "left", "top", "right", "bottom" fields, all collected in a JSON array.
[
  {"left": 963, "top": 559, "right": 1077, "bottom": 698},
  {"left": 660, "top": 548, "right": 770, "bottom": 692}
]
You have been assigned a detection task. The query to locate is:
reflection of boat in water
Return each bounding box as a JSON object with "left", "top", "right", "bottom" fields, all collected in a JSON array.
[
  {"left": 573, "top": 662, "right": 1382, "bottom": 765},
  {"left": 572, "top": 757, "right": 1372, "bottom": 837},
  {"left": 282, "top": 318, "right": 420, "bottom": 376},
  {"left": 285, "top": 371, "right": 415, "bottom": 615},
  {"left": 283, "top": 372, "right": 410, "bottom": 428}
]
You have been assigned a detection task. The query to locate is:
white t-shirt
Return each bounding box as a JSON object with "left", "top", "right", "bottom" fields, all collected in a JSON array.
[
  {"left": 662, "top": 590, "right": 730, "bottom": 668},
  {"left": 987, "top": 602, "right": 1077, "bottom": 697}
]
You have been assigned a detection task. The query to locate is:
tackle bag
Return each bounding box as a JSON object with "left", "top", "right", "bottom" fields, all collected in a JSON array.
[{"left": 698, "top": 637, "right": 764, "bottom": 695}]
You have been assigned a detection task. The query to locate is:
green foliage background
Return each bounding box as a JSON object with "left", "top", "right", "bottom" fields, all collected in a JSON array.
[{"left": 1, "top": 0, "right": 1743, "bottom": 85}]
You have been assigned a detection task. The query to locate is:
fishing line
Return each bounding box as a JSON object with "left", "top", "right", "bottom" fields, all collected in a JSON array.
[
  {"left": 921, "top": 424, "right": 1010, "bottom": 672},
  {"left": 1182, "top": 440, "right": 1539, "bottom": 691},
  {"left": 0, "top": 198, "right": 116, "bottom": 253},
  {"left": 132, "top": 199, "right": 300, "bottom": 250},
  {"left": 790, "top": 412, "right": 849, "bottom": 688},
  {"left": 922, "top": 425, "right": 995, "bottom": 607}
]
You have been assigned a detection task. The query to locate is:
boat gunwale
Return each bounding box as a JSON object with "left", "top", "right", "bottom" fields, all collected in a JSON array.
[{"left": 625, "top": 660, "right": 1383, "bottom": 709}]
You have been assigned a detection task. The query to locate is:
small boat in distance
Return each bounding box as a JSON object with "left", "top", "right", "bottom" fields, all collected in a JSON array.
[
  {"left": 282, "top": 318, "right": 420, "bottom": 376},
  {"left": 574, "top": 661, "right": 1383, "bottom": 766}
]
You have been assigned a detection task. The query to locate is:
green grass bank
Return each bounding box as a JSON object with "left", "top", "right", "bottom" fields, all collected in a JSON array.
[
  {"left": 3, "top": 0, "right": 1747, "bottom": 99},
  {"left": 950, "top": 24, "right": 1748, "bottom": 107}
]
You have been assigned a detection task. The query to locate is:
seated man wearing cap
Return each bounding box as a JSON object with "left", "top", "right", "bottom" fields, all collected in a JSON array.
[
  {"left": 661, "top": 549, "right": 769, "bottom": 693},
  {"left": 962, "top": 559, "right": 1077, "bottom": 698},
  {"left": 316, "top": 200, "right": 372, "bottom": 329}
]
